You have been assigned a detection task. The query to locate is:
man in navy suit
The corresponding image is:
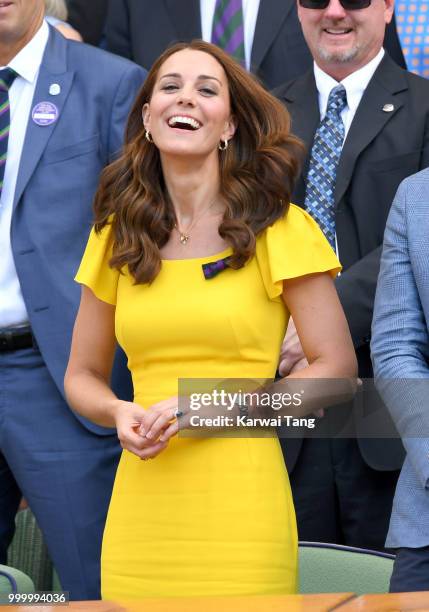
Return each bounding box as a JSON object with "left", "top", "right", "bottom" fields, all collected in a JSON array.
[
  {"left": 66, "top": 0, "right": 108, "bottom": 46},
  {"left": 105, "top": 0, "right": 405, "bottom": 89},
  {"left": 0, "top": 0, "right": 145, "bottom": 600},
  {"left": 275, "top": 0, "right": 429, "bottom": 550}
]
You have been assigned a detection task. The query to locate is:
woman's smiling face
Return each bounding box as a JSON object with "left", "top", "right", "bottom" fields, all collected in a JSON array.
[{"left": 143, "top": 49, "right": 236, "bottom": 159}]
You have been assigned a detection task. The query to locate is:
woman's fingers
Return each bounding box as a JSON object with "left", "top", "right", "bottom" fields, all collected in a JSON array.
[
  {"left": 139, "top": 398, "right": 176, "bottom": 434},
  {"left": 119, "top": 431, "right": 168, "bottom": 460},
  {"left": 144, "top": 409, "right": 176, "bottom": 441},
  {"left": 158, "top": 419, "right": 179, "bottom": 442},
  {"left": 139, "top": 411, "right": 164, "bottom": 438},
  {"left": 117, "top": 426, "right": 150, "bottom": 451},
  {"left": 138, "top": 440, "right": 169, "bottom": 460},
  {"left": 118, "top": 397, "right": 183, "bottom": 458},
  {"left": 112, "top": 401, "right": 176, "bottom": 460}
]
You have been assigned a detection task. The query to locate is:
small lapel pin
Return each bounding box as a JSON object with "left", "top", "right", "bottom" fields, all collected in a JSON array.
[
  {"left": 382, "top": 103, "right": 394, "bottom": 113},
  {"left": 49, "top": 83, "right": 61, "bottom": 96},
  {"left": 32, "top": 101, "right": 59, "bottom": 126}
]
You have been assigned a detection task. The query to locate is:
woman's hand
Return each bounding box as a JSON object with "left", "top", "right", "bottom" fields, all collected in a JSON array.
[
  {"left": 139, "top": 397, "right": 185, "bottom": 446},
  {"left": 114, "top": 400, "right": 169, "bottom": 460},
  {"left": 279, "top": 317, "right": 306, "bottom": 376}
]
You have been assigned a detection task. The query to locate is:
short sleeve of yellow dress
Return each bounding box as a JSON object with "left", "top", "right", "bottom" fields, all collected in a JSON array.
[
  {"left": 75, "top": 205, "right": 341, "bottom": 600},
  {"left": 75, "top": 221, "right": 119, "bottom": 305}
]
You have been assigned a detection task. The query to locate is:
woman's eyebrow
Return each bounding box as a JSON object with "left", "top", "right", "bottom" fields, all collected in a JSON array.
[
  {"left": 197, "top": 75, "right": 222, "bottom": 85},
  {"left": 159, "top": 73, "right": 222, "bottom": 85},
  {"left": 159, "top": 73, "right": 181, "bottom": 79}
]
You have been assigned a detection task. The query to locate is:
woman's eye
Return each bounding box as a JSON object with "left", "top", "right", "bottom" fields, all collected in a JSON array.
[
  {"left": 161, "top": 84, "right": 179, "bottom": 91},
  {"left": 200, "top": 88, "right": 216, "bottom": 96}
]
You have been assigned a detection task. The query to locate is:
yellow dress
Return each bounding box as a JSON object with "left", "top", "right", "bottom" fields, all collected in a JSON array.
[{"left": 76, "top": 204, "right": 340, "bottom": 599}]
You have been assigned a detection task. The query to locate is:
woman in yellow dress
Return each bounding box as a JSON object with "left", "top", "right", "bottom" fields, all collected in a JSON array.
[{"left": 64, "top": 41, "right": 357, "bottom": 599}]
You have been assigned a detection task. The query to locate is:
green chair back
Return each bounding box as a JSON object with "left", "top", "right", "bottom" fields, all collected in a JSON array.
[
  {"left": 7, "top": 508, "right": 54, "bottom": 591},
  {"left": 0, "top": 564, "right": 35, "bottom": 595},
  {"left": 298, "top": 542, "right": 394, "bottom": 595}
]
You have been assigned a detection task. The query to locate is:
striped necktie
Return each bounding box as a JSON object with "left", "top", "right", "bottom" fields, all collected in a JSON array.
[
  {"left": 0, "top": 68, "right": 17, "bottom": 198},
  {"left": 304, "top": 85, "right": 347, "bottom": 250},
  {"left": 396, "top": 1, "right": 429, "bottom": 78},
  {"left": 211, "top": 0, "right": 245, "bottom": 65}
]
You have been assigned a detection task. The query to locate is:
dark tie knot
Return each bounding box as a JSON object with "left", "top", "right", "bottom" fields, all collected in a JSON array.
[
  {"left": 0, "top": 68, "right": 17, "bottom": 92},
  {"left": 326, "top": 84, "right": 347, "bottom": 116}
]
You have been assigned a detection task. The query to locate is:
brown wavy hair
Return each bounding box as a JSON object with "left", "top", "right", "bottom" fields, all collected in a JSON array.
[{"left": 93, "top": 40, "right": 303, "bottom": 283}]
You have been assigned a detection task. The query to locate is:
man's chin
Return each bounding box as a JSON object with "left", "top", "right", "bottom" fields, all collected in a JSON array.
[{"left": 317, "top": 45, "right": 359, "bottom": 64}]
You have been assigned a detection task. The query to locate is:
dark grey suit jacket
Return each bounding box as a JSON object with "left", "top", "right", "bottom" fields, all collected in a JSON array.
[
  {"left": 275, "top": 54, "right": 429, "bottom": 471},
  {"left": 105, "top": 0, "right": 405, "bottom": 89},
  {"left": 66, "top": 0, "right": 108, "bottom": 45}
]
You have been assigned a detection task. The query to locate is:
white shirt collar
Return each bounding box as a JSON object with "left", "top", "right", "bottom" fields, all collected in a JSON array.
[
  {"left": 314, "top": 48, "right": 385, "bottom": 116},
  {"left": 7, "top": 20, "right": 50, "bottom": 84}
]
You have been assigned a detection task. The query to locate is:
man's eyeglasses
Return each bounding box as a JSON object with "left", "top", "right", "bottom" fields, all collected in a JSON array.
[{"left": 299, "top": 0, "right": 371, "bottom": 10}]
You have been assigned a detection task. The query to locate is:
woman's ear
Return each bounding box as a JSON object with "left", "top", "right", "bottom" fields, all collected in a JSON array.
[
  {"left": 222, "top": 114, "right": 237, "bottom": 142},
  {"left": 142, "top": 103, "right": 151, "bottom": 131}
]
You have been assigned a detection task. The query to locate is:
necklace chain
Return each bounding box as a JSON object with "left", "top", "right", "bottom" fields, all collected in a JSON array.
[{"left": 174, "top": 198, "right": 218, "bottom": 245}]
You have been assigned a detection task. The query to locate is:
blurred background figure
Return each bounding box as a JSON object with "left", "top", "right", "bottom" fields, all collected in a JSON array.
[
  {"left": 105, "top": 0, "right": 313, "bottom": 89},
  {"left": 45, "top": 0, "right": 83, "bottom": 41},
  {"left": 396, "top": 1, "right": 429, "bottom": 77},
  {"left": 105, "top": 0, "right": 405, "bottom": 88},
  {"left": 66, "top": 0, "right": 108, "bottom": 47}
]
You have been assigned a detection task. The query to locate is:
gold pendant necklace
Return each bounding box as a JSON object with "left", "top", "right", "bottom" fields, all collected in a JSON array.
[
  {"left": 174, "top": 198, "right": 218, "bottom": 245},
  {"left": 176, "top": 229, "right": 190, "bottom": 245}
]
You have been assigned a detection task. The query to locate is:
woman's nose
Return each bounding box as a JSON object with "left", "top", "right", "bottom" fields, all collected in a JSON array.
[{"left": 177, "top": 88, "right": 196, "bottom": 106}]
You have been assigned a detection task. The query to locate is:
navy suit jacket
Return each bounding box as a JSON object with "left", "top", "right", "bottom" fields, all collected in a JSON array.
[
  {"left": 11, "top": 26, "right": 146, "bottom": 434},
  {"left": 67, "top": 0, "right": 108, "bottom": 46},
  {"left": 105, "top": 0, "right": 405, "bottom": 89}
]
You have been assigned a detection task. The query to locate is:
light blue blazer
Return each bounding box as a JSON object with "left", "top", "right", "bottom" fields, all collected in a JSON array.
[
  {"left": 372, "top": 167, "right": 429, "bottom": 548},
  {"left": 11, "top": 26, "right": 146, "bottom": 434}
]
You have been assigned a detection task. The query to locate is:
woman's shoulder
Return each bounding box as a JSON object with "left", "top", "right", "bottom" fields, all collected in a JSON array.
[
  {"left": 258, "top": 203, "right": 332, "bottom": 252},
  {"left": 92, "top": 215, "right": 115, "bottom": 242},
  {"left": 255, "top": 203, "right": 341, "bottom": 299},
  {"left": 265, "top": 203, "right": 320, "bottom": 235},
  {"left": 75, "top": 216, "right": 119, "bottom": 305}
]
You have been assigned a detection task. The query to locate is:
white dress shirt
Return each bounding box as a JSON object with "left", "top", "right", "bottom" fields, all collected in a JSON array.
[
  {"left": 0, "top": 20, "right": 49, "bottom": 328},
  {"left": 200, "top": 0, "right": 261, "bottom": 70},
  {"left": 314, "top": 48, "right": 385, "bottom": 138}
]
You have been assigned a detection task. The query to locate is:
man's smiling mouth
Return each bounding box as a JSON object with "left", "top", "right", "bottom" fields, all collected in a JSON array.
[{"left": 324, "top": 28, "right": 353, "bottom": 35}]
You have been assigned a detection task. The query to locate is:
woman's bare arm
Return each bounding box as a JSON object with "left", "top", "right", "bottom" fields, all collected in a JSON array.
[
  {"left": 64, "top": 286, "right": 119, "bottom": 427},
  {"left": 64, "top": 287, "right": 166, "bottom": 458},
  {"left": 282, "top": 272, "right": 357, "bottom": 381},
  {"left": 269, "top": 272, "right": 358, "bottom": 416}
]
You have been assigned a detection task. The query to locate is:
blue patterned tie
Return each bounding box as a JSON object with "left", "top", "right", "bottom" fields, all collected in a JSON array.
[
  {"left": 304, "top": 84, "right": 347, "bottom": 250},
  {"left": 0, "top": 68, "right": 17, "bottom": 198},
  {"left": 211, "top": 0, "right": 245, "bottom": 64}
]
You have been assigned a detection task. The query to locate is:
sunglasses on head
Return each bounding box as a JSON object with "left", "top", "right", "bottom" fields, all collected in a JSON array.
[{"left": 299, "top": 0, "right": 371, "bottom": 9}]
